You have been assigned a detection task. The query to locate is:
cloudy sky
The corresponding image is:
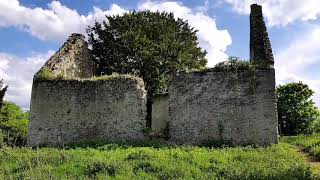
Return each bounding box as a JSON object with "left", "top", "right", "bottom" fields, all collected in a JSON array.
[{"left": 0, "top": 0, "right": 319, "bottom": 109}]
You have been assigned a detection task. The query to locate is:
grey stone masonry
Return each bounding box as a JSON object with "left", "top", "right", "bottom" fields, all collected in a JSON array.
[
  {"left": 35, "top": 33, "right": 96, "bottom": 79},
  {"left": 250, "top": 4, "right": 274, "bottom": 66},
  {"left": 28, "top": 76, "right": 147, "bottom": 147},
  {"left": 28, "top": 4, "right": 279, "bottom": 147},
  {"left": 168, "top": 69, "right": 278, "bottom": 146}
]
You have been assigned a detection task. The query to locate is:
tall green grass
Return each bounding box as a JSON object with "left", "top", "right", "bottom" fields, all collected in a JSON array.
[
  {"left": 0, "top": 143, "right": 311, "bottom": 179},
  {"left": 282, "top": 133, "right": 320, "bottom": 150},
  {"left": 283, "top": 133, "right": 320, "bottom": 162},
  {"left": 282, "top": 134, "right": 320, "bottom": 179}
]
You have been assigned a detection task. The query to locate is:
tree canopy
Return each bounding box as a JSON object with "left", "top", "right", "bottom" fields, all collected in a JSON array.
[
  {"left": 87, "top": 11, "right": 207, "bottom": 97},
  {"left": 276, "top": 82, "right": 319, "bottom": 135}
]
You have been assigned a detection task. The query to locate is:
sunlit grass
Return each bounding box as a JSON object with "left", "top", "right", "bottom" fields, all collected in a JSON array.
[
  {"left": 0, "top": 143, "right": 311, "bottom": 179},
  {"left": 282, "top": 133, "right": 320, "bottom": 151}
]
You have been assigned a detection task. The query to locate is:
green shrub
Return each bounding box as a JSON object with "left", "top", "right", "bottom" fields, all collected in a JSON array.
[
  {"left": 0, "top": 119, "right": 28, "bottom": 146},
  {"left": 0, "top": 102, "right": 29, "bottom": 147},
  {"left": 277, "top": 82, "right": 319, "bottom": 135}
]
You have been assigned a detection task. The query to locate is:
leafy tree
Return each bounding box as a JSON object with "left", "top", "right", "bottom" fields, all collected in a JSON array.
[
  {"left": 0, "top": 79, "right": 7, "bottom": 108},
  {"left": 276, "top": 82, "right": 319, "bottom": 135},
  {"left": 87, "top": 11, "right": 207, "bottom": 126},
  {"left": 0, "top": 101, "right": 28, "bottom": 122},
  {"left": 0, "top": 101, "right": 29, "bottom": 146},
  {"left": 87, "top": 11, "right": 207, "bottom": 97},
  {"left": 307, "top": 115, "right": 320, "bottom": 134}
]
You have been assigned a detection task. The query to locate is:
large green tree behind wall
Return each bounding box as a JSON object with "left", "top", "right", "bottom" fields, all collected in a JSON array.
[
  {"left": 87, "top": 11, "right": 207, "bottom": 127},
  {"left": 87, "top": 11, "right": 207, "bottom": 97},
  {"left": 276, "top": 82, "right": 319, "bottom": 135}
]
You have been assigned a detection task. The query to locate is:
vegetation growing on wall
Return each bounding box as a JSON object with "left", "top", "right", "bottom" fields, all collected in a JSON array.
[
  {"left": 186, "top": 57, "right": 256, "bottom": 75},
  {"left": 36, "top": 67, "right": 56, "bottom": 81},
  {"left": 87, "top": 74, "right": 141, "bottom": 83},
  {"left": 252, "top": 60, "right": 275, "bottom": 69},
  {"left": 212, "top": 57, "right": 255, "bottom": 72},
  {"left": 35, "top": 67, "right": 68, "bottom": 81}
]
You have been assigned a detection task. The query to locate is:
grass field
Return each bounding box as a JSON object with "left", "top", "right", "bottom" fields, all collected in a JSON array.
[
  {"left": 282, "top": 133, "right": 320, "bottom": 178},
  {"left": 0, "top": 142, "right": 313, "bottom": 179},
  {"left": 282, "top": 133, "right": 320, "bottom": 159},
  {"left": 282, "top": 134, "right": 320, "bottom": 150}
]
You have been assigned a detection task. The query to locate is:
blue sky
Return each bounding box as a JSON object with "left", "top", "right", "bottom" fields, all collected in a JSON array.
[{"left": 0, "top": 0, "right": 319, "bottom": 109}]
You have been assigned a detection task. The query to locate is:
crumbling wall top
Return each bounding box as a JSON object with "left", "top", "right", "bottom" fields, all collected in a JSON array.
[
  {"left": 34, "top": 33, "right": 96, "bottom": 81},
  {"left": 250, "top": 4, "right": 263, "bottom": 17}
]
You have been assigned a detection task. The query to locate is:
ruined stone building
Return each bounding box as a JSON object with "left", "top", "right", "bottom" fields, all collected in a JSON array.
[{"left": 28, "top": 4, "right": 278, "bottom": 147}]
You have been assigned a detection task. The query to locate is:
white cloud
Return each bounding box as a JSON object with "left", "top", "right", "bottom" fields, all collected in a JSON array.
[
  {"left": 0, "top": 51, "right": 54, "bottom": 110},
  {"left": 138, "top": 1, "right": 232, "bottom": 66},
  {"left": 223, "top": 0, "right": 320, "bottom": 105},
  {"left": 275, "top": 27, "right": 320, "bottom": 106},
  {"left": 0, "top": 0, "right": 233, "bottom": 109},
  {"left": 224, "top": 0, "right": 320, "bottom": 26},
  {"left": 0, "top": 0, "right": 126, "bottom": 41},
  {"left": 0, "top": 0, "right": 231, "bottom": 66}
]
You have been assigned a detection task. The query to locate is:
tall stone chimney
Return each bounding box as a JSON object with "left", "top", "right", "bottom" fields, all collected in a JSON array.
[{"left": 250, "top": 4, "right": 274, "bottom": 67}]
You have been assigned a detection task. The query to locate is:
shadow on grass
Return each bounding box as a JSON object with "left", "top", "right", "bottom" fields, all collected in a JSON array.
[
  {"left": 64, "top": 139, "right": 173, "bottom": 150},
  {"left": 63, "top": 139, "right": 259, "bottom": 150}
]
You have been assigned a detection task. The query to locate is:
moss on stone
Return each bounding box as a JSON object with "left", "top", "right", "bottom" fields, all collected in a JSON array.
[
  {"left": 36, "top": 67, "right": 56, "bottom": 81},
  {"left": 85, "top": 74, "right": 142, "bottom": 83},
  {"left": 87, "top": 74, "right": 133, "bottom": 81},
  {"left": 35, "top": 67, "right": 66, "bottom": 82},
  {"left": 35, "top": 70, "right": 144, "bottom": 88}
]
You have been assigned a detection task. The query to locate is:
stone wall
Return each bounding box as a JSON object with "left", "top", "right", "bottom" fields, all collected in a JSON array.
[
  {"left": 168, "top": 69, "right": 278, "bottom": 146},
  {"left": 151, "top": 94, "right": 169, "bottom": 134},
  {"left": 28, "top": 3, "right": 278, "bottom": 147},
  {"left": 35, "top": 33, "right": 96, "bottom": 79},
  {"left": 28, "top": 75, "right": 147, "bottom": 147}
]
